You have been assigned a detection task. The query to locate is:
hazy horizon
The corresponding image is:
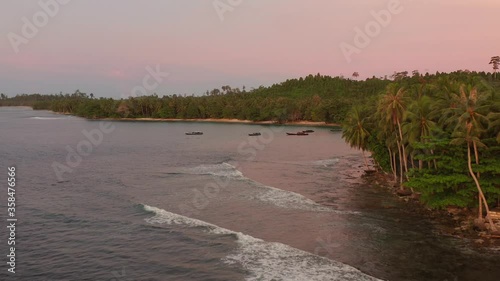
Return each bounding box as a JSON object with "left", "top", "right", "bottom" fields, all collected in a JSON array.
[{"left": 1, "top": 0, "right": 499, "bottom": 98}]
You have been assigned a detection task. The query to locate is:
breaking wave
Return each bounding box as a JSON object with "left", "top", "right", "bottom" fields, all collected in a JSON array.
[
  {"left": 313, "top": 158, "right": 340, "bottom": 167},
  {"left": 30, "top": 116, "right": 69, "bottom": 120},
  {"left": 177, "top": 163, "right": 358, "bottom": 214},
  {"left": 141, "top": 204, "right": 380, "bottom": 281}
]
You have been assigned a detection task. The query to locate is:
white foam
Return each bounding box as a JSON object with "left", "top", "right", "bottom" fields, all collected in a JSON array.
[
  {"left": 313, "top": 158, "right": 340, "bottom": 167},
  {"left": 142, "top": 205, "right": 381, "bottom": 281},
  {"left": 184, "top": 162, "right": 245, "bottom": 179},
  {"left": 144, "top": 204, "right": 237, "bottom": 236},
  {"left": 225, "top": 240, "right": 381, "bottom": 281},
  {"left": 30, "top": 116, "right": 68, "bottom": 120},
  {"left": 184, "top": 163, "right": 359, "bottom": 214},
  {"left": 257, "top": 185, "right": 333, "bottom": 213}
]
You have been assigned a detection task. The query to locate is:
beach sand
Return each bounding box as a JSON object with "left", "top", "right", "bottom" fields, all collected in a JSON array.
[{"left": 95, "top": 117, "right": 341, "bottom": 127}]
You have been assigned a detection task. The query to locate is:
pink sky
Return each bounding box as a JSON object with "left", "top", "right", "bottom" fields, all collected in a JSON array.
[{"left": 1, "top": 0, "right": 499, "bottom": 97}]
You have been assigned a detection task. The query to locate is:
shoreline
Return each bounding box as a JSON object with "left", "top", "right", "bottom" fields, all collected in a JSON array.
[
  {"left": 367, "top": 171, "right": 500, "bottom": 248},
  {"left": 14, "top": 106, "right": 500, "bottom": 246},
  {"left": 82, "top": 116, "right": 341, "bottom": 127},
  {"left": 1, "top": 106, "right": 342, "bottom": 127}
]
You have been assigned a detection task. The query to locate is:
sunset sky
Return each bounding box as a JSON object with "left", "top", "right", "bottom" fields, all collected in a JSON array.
[{"left": 1, "top": 0, "right": 499, "bottom": 98}]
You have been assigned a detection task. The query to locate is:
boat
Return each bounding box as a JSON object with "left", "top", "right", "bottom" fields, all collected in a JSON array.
[
  {"left": 185, "top": 131, "right": 203, "bottom": 135},
  {"left": 248, "top": 133, "right": 261, "bottom": 136},
  {"left": 287, "top": 132, "right": 309, "bottom": 136},
  {"left": 303, "top": 130, "right": 315, "bottom": 133}
]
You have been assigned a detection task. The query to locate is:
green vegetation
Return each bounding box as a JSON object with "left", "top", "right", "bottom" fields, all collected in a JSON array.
[
  {"left": 1, "top": 70, "right": 499, "bottom": 224},
  {"left": 0, "top": 74, "right": 391, "bottom": 123},
  {"left": 341, "top": 71, "right": 500, "bottom": 230}
]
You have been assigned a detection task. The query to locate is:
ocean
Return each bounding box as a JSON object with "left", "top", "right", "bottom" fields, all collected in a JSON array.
[{"left": 1, "top": 107, "right": 499, "bottom": 281}]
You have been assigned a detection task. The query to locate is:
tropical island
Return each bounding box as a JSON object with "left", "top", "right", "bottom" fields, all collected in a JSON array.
[{"left": 2, "top": 68, "right": 500, "bottom": 237}]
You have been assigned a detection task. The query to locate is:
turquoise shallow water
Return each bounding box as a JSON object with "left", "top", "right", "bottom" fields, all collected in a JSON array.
[{"left": 0, "top": 107, "right": 499, "bottom": 281}]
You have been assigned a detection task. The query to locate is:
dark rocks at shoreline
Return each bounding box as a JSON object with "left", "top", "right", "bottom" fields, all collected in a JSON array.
[{"left": 363, "top": 170, "right": 500, "bottom": 248}]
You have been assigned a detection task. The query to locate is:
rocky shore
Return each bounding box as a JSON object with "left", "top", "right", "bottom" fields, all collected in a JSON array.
[{"left": 366, "top": 171, "right": 500, "bottom": 249}]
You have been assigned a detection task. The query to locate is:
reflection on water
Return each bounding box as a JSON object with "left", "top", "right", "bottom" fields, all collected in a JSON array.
[
  {"left": 236, "top": 146, "right": 500, "bottom": 281},
  {"left": 1, "top": 107, "right": 499, "bottom": 281}
]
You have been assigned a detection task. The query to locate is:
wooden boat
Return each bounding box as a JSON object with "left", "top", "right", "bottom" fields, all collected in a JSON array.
[
  {"left": 303, "top": 130, "right": 315, "bottom": 133},
  {"left": 287, "top": 132, "right": 309, "bottom": 136},
  {"left": 248, "top": 133, "right": 261, "bottom": 136},
  {"left": 185, "top": 131, "right": 203, "bottom": 135}
]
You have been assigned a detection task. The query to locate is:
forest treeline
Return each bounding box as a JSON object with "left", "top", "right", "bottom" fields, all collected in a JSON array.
[
  {"left": 341, "top": 71, "right": 500, "bottom": 230},
  {"left": 1, "top": 71, "right": 498, "bottom": 125},
  {"left": 1, "top": 70, "right": 499, "bottom": 224},
  {"left": 1, "top": 73, "right": 391, "bottom": 123}
]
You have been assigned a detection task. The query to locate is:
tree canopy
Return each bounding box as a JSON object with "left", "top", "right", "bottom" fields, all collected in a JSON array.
[{"left": 2, "top": 70, "right": 499, "bottom": 220}]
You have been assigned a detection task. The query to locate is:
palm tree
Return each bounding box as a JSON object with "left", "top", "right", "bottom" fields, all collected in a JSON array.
[
  {"left": 406, "top": 96, "right": 435, "bottom": 142},
  {"left": 352, "top": 72, "right": 360, "bottom": 80},
  {"left": 404, "top": 96, "right": 436, "bottom": 169},
  {"left": 385, "top": 130, "right": 400, "bottom": 181},
  {"left": 448, "top": 85, "right": 497, "bottom": 231},
  {"left": 377, "top": 85, "right": 409, "bottom": 181},
  {"left": 342, "top": 106, "right": 371, "bottom": 169},
  {"left": 490, "top": 56, "right": 500, "bottom": 79},
  {"left": 372, "top": 112, "right": 398, "bottom": 181},
  {"left": 487, "top": 111, "right": 500, "bottom": 144}
]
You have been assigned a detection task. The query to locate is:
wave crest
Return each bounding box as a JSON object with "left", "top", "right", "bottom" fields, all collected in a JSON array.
[
  {"left": 176, "top": 163, "right": 359, "bottom": 214},
  {"left": 141, "top": 204, "right": 380, "bottom": 281},
  {"left": 183, "top": 162, "right": 245, "bottom": 179}
]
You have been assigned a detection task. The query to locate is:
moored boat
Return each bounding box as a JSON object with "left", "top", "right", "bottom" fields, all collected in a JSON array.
[
  {"left": 248, "top": 133, "right": 261, "bottom": 136},
  {"left": 287, "top": 132, "right": 309, "bottom": 136},
  {"left": 303, "top": 130, "right": 315, "bottom": 133},
  {"left": 185, "top": 131, "right": 203, "bottom": 135}
]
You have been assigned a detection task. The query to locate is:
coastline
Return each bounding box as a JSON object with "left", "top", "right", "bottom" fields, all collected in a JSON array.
[
  {"left": 1, "top": 105, "right": 343, "bottom": 127},
  {"left": 86, "top": 117, "right": 342, "bottom": 127},
  {"left": 12, "top": 106, "right": 500, "bottom": 246},
  {"left": 367, "top": 171, "right": 500, "bottom": 248}
]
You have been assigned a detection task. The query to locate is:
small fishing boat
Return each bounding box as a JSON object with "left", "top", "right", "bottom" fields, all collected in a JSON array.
[
  {"left": 303, "top": 130, "right": 315, "bottom": 133},
  {"left": 185, "top": 131, "right": 203, "bottom": 135},
  {"left": 248, "top": 133, "right": 261, "bottom": 136},
  {"left": 287, "top": 132, "right": 309, "bottom": 136}
]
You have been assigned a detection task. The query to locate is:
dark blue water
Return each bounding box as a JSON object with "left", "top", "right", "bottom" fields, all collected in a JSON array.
[{"left": 1, "top": 107, "right": 499, "bottom": 281}]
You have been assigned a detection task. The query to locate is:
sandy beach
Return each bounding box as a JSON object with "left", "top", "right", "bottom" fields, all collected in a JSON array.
[{"left": 94, "top": 117, "right": 342, "bottom": 127}]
